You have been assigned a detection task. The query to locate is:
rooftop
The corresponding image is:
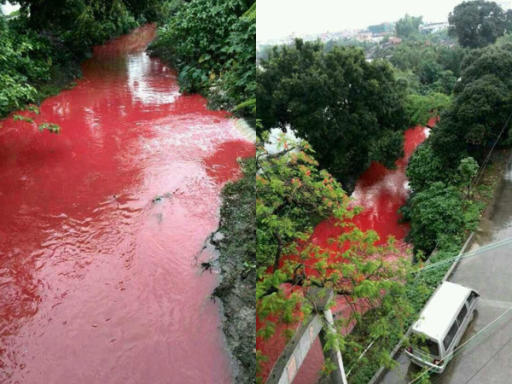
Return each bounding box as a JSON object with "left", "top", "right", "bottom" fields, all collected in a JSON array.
[{"left": 412, "top": 281, "right": 471, "bottom": 341}]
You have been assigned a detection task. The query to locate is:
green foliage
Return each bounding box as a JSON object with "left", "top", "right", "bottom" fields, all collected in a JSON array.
[
  {"left": 452, "top": 75, "right": 510, "bottom": 148},
  {"left": 256, "top": 135, "right": 350, "bottom": 275},
  {"left": 404, "top": 92, "right": 451, "bottom": 126},
  {"left": 368, "top": 22, "right": 394, "bottom": 34},
  {"left": 0, "top": 1, "right": 162, "bottom": 118},
  {"left": 38, "top": 122, "right": 61, "bottom": 133},
  {"left": 382, "top": 41, "right": 464, "bottom": 95},
  {"left": 149, "top": 0, "right": 255, "bottom": 117},
  {"left": 395, "top": 14, "right": 423, "bottom": 39},
  {"left": 407, "top": 182, "right": 466, "bottom": 255},
  {"left": 124, "top": 0, "right": 183, "bottom": 23},
  {"left": 256, "top": 135, "right": 413, "bottom": 379},
  {"left": 406, "top": 142, "right": 451, "bottom": 192},
  {"left": 457, "top": 44, "right": 512, "bottom": 91},
  {"left": 425, "top": 44, "right": 512, "bottom": 167},
  {"left": 12, "top": 114, "right": 34, "bottom": 123},
  {"left": 9, "top": 0, "right": 146, "bottom": 57},
  {"left": 0, "top": 15, "right": 50, "bottom": 116},
  {"left": 448, "top": 0, "right": 512, "bottom": 48},
  {"left": 257, "top": 39, "right": 408, "bottom": 190},
  {"left": 458, "top": 156, "right": 479, "bottom": 197}
]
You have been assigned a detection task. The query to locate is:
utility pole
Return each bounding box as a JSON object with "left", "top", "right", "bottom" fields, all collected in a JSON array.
[{"left": 307, "top": 287, "right": 348, "bottom": 384}]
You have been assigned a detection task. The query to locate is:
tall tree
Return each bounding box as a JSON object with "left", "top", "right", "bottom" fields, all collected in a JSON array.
[
  {"left": 395, "top": 14, "right": 423, "bottom": 38},
  {"left": 448, "top": 0, "right": 512, "bottom": 48},
  {"left": 430, "top": 46, "right": 512, "bottom": 162},
  {"left": 257, "top": 39, "right": 408, "bottom": 190}
]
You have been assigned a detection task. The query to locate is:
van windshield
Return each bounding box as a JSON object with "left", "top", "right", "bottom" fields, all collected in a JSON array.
[{"left": 412, "top": 335, "right": 440, "bottom": 357}]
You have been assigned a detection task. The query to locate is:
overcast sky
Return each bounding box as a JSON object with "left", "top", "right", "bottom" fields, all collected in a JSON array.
[
  {"left": 257, "top": 0, "right": 510, "bottom": 42},
  {"left": 1, "top": 2, "right": 19, "bottom": 15}
]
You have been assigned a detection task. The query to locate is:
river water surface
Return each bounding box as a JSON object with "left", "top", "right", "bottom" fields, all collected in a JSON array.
[{"left": 0, "top": 25, "right": 253, "bottom": 384}]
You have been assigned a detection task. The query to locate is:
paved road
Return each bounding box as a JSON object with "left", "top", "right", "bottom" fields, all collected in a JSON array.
[{"left": 381, "top": 160, "right": 512, "bottom": 384}]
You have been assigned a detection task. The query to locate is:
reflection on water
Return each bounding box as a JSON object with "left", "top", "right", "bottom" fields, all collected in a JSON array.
[{"left": 0, "top": 24, "right": 253, "bottom": 384}]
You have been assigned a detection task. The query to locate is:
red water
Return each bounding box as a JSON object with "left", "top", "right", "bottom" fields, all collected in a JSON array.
[
  {"left": 258, "top": 123, "right": 431, "bottom": 383},
  {"left": 0, "top": 24, "right": 254, "bottom": 384}
]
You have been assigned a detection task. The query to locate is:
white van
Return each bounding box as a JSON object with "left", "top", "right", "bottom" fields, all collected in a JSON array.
[{"left": 405, "top": 281, "right": 479, "bottom": 373}]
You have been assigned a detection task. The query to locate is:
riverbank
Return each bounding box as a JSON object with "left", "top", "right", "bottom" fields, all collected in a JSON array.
[
  {"left": 0, "top": 5, "right": 149, "bottom": 119},
  {"left": 147, "top": 1, "right": 255, "bottom": 118},
  {"left": 212, "top": 157, "right": 256, "bottom": 384}
]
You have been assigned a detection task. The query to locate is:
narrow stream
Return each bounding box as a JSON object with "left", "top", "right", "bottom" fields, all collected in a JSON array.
[{"left": 0, "top": 25, "right": 254, "bottom": 384}]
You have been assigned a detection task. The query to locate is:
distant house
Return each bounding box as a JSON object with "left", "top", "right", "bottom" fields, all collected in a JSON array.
[
  {"left": 419, "top": 22, "right": 449, "bottom": 34},
  {"left": 356, "top": 32, "right": 373, "bottom": 42},
  {"left": 388, "top": 36, "right": 402, "bottom": 45}
]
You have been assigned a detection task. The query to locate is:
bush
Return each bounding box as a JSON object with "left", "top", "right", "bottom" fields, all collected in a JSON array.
[
  {"left": 404, "top": 92, "right": 451, "bottom": 126},
  {"left": 149, "top": 0, "right": 255, "bottom": 117},
  {"left": 407, "top": 182, "right": 465, "bottom": 255},
  {"left": 406, "top": 142, "right": 453, "bottom": 193},
  {"left": 0, "top": 1, "right": 160, "bottom": 118}
]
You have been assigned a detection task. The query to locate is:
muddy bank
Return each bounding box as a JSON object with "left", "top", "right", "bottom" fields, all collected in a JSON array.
[{"left": 212, "top": 158, "right": 256, "bottom": 384}]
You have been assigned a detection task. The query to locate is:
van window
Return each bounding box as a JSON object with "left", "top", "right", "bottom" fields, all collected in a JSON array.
[
  {"left": 422, "top": 339, "right": 440, "bottom": 357},
  {"left": 456, "top": 304, "right": 468, "bottom": 325},
  {"left": 443, "top": 322, "right": 459, "bottom": 350}
]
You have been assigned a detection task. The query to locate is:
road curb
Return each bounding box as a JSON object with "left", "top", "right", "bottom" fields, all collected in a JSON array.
[
  {"left": 368, "top": 153, "right": 512, "bottom": 384},
  {"left": 367, "top": 232, "right": 476, "bottom": 384}
]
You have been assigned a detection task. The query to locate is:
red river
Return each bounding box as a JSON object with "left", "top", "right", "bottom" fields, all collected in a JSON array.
[
  {"left": 258, "top": 123, "right": 432, "bottom": 383},
  {"left": 0, "top": 25, "right": 254, "bottom": 384}
]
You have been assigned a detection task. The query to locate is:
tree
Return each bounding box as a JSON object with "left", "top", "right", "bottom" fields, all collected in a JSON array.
[
  {"left": 149, "top": 0, "right": 256, "bottom": 116},
  {"left": 257, "top": 39, "right": 408, "bottom": 190},
  {"left": 256, "top": 135, "right": 350, "bottom": 274},
  {"left": 386, "top": 42, "right": 461, "bottom": 94},
  {"left": 404, "top": 92, "right": 452, "bottom": 126},
  {"left": 430, "top": 46, "right": 512, "bottom": 164},
  {"left": 407, "top": 182, "right": 466, "bottom": 255},
  {"left": 406, "top": 142, "right": 450, "bottom": 193},
  {"left": 453, "top": 75, "right": 510, "bottom": 150},
  {"left": 456, "top": 45, "right": 512, "bottom": 91},
  {"left": 256, "top": 135, "right": 413, "bottom": 381},
  {"left": 448, "top": 0, "right": 512, "bottom": 48},
  {"left": 395, "top": 14, "right": 423, "bottom": 39},
  {"left": 368, "top": 22, "right": 393, "bottom": 34},
  {"left": 458, "top": 157, "right": 479, "bottom": 198}
]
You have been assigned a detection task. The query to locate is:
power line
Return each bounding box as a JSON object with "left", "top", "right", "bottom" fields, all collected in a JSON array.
[
  {"left": 471, "top": 109, "right": 512, "bottom": 187},
  {"left": 460, "top": 329, "right": 512, "bottom": 384},
  {"left": 407, "top": 304, "right": 512, "bottom": 384},
  {"left": 416, "top": 236, "right": 512, "bottom": 275}
]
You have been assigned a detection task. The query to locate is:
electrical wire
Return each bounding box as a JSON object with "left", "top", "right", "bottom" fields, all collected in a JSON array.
[
  {"left": 407, "top": 304, "right": 512, "bottom": 384},
  {"left": 417, "top": 236, "right": 512, "bottom": 274}
]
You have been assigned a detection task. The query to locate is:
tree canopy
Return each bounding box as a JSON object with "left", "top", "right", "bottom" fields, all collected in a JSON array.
[
  {"left": 257, "top": 39, "right": 408, "bottom": 190},
  {"left": 149, "top": 0, "right": 255, "bottom": 116},
  {"left": 429, "top": 45, "right": 512, "bottom": 163},
  {"left": 395, "top": 14, "right": 423, "bottom": 39},
  {"left": 448, "top": 0, "right": 512, "bottom": 48},
  {"left": 407, "top": 182, "right": 466, "bottom": 254},
  {"left": 0, "top": 0, "right": 166, "bottom": 118}
]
